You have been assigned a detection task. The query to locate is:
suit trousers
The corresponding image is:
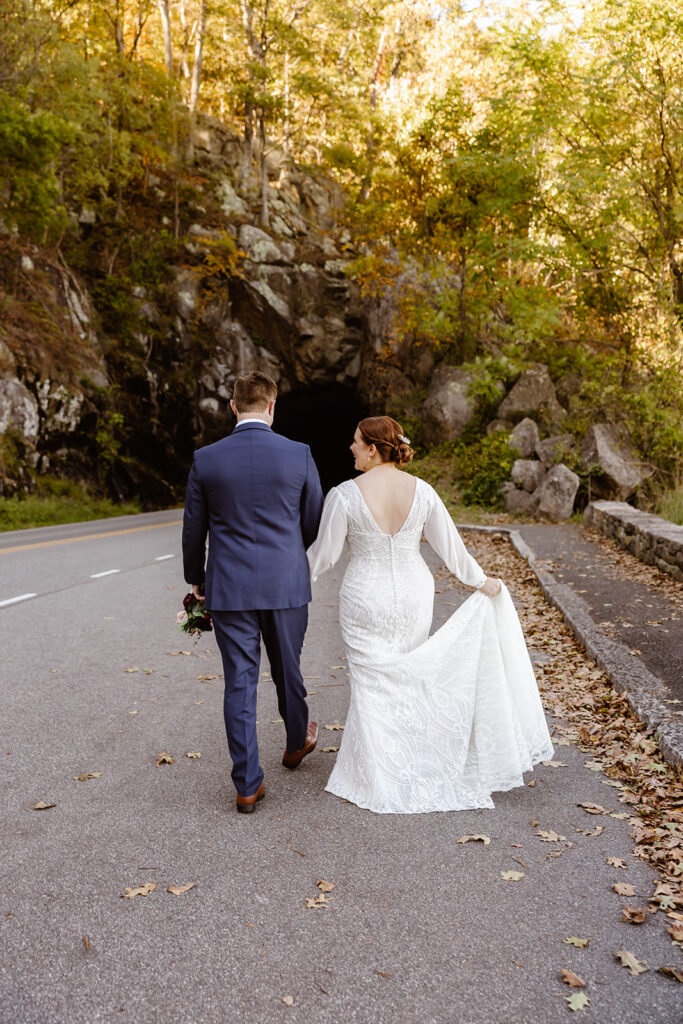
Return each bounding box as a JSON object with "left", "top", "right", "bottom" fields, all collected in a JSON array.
[{"left": 211, "top": 606, "right": 309, "bottom": 796}]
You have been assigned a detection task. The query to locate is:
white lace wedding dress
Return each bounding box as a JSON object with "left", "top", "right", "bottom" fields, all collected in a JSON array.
[{"left": 306, "top": 477, "right": 553, "bottom": 813}]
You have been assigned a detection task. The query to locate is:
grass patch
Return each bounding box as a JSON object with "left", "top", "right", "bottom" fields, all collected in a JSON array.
[
  {"left": 0, "top": 477, "right": 141, "bottom": 532},
  {"left": 658, "top": 484, "right": 683, "bottom": 525}
]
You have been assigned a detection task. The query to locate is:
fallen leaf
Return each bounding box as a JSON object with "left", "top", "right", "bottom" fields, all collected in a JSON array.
[
  {"left": 323, "top": 723, "right": 344, "bottom": 731},
  {"left": 667, "top": 923, "right": 683, "bottom": 943},
  {"left": 125, "top": 667, "right": 139, "bottom": 673},
  {"left": 566, "top": 992, "right": 590, "bottom": 1011},
  {"left": 536, "top": 829, "right": 566, "bottom": 842},
  {"left": 456, "top": 834, "right": 491, "bottom": 846},
  {"left": 73, "top": 772, "right": 102, "bottom": 781},
  {"left": 615, "top": 949, "right": 648, "bottom": 976},
  {"left": 610, "top": 812, "right": 631, "bottom": 819},
  {"left": 185, "top": 751, "right": 201, "bottom": 759},
  {"left": 321, "top": 746, "right": 339, "bottom": 753},
  {"left": 32, "top": 801, "right": 56, "bottom": 810},
  {"left": 584, "top": 760, "right": 604, "bottom": 771},
  {"left": 541, "top": 760, "right": 567, "bottom": 768},
  {"left": 621, "top": 906, "right": 647, "bottom": 924},
  {"left": 156, "top": 751, "right": 175, "bottom": 765},
  {"left": 316, "top": 879, "right": 335, "bottom": 893},
  {"left": 527, "top": 780, "right": 537, "bottom": 787},
  {"left": 658, "top": 966, "right": 683, "bottom": 983},
  {"left": 564, "top": 937, "right": 590, "bottom": 948},
  {"left": 282, "top": 995, "right": 294, "bottom": 1006},
  {"left": 613, "top": 882, "right": 636, "bottom": 897},
  {"left": 196, "top": 674, "right": 219, "bottom": 681},
  {"left": 576, "top": 825, "right": 604, "bottom": 838},
  {"left": 167, "top": 882, "right": 196, "bottom": 895},
  {"left": 293, "top": 849, "right": 305, "bottom": 857},
  {"left": 304, "top": 894, "right": 332, "bottom": 909},
  {"left": 82, "top": 935, "right": 91, "bottom": 951},
  {"left": 120, "top": 882, "right": 157, "bottom": 899},
  {"left": 129, "top": 709, "right": 140, "bottom": 715},
  {"left": 577, "top": 802, "right": 610, "bottom": 815},
  {"left": 500, "top": 870, "right": 524, "bottom": 881},
  {"left": 143, "top": 669, "right": 154, "bottom": 675},
  {"left": 329, "top": 665, "right": 344, "bottom": 669},
  {"left": 560, "top": 969, "right": 586, "bottom": 988},
  {"left": 606, "top": 857, "right": 627, "bottom": 870},
  {"left": 374, "top": 970, "right": 394, "bottom": 979}
]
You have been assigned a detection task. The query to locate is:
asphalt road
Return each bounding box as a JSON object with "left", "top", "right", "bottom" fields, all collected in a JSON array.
[{"left": 1, "top": 513, "right": 681, "bottom": 1023}]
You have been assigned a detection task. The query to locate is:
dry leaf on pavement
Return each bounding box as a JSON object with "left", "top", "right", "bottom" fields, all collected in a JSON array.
[
  {"left": 667, "top": 923, "right": 683, "bottom": 943},
  {"left": 500, "top": 870, "right": 524, "bottom": 881},
  {"left": 73, "top": 772, "right": 102, "bottom": 781},
  {"left": 615, "top": 950, "right": 648, "bottom": 975},
  {"left": 156, "top": 751, "right": 175, "bottom": 765},
  {"left": 564, "top": 937, "right": 590, "bottom": 948},
  {"left": 282, "top": 995, "right": 294, "bottom": 1006},
  {"left": 621, "top": 906, "right": 647, "bottom": 924},
  {"left": 374, "top": 970, "right": 394, "bottom": 978},
  {"left": 196, "top": 674, "right": 219, "bottom": 681},
  {"left": 324, "top": 723, "right": 344, "bottom": 731},
  {"left": 658, "top": 966, "right": 683, "bottom": 983},
  {"left": 541, "top": 760, "right": 567, "bottom": 768},
  {"left": 120, "top": 882, "right": 157, "bottom": 899},
  {"left": 606, "top": 857, "right": 627, "bottom": 869},
  {"left": 125, "top": 667, "right": 139, "bottom": 673},
  {"left": 32, "top": 801, "right": 56, "bottom": 810},
  {"left": 577, "top": 803, "right": 610, "bottom": 815},
  {"left": 536, "top": 830, "right": 566, "bottom": 842},
  {"left": 560, "top": 969, "right": 586, "bottom": 988},
  {"left": 316, "top": 880, "right": 335, "bottom": 893},
  {"left": 167, "top": 883, "right": 196, "bottom": 895},
  {"left": 576, "top": 825, "right": 603, "bottom": 837},
  {"left": 456, "top": 834, "right": 491, "bottom": 846},
  {"left": 566, "top": 992, "right": 590, "bottom": 1011},
  {"left": 321, "top": 746, "right": 339, "bottom": 753},
  {"left": 304, "top": 894, "right": 333, "bottom": 909},
  {"left": 613, "top": 882, "right": 636, "bottom": 897},
  {"left": 185, "top": 751, "right": 201, "bottom": 759}
]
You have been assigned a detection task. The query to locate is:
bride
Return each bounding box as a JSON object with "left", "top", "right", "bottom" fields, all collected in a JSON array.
[{"left": 306, "top": 415, "right": 553, "bottom": 814}]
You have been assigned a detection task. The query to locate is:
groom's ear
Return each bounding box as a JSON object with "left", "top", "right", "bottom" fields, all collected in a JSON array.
[
  {"left": 268, "top": 399, "right": 276, "bottom": 416},
  {"left": 230, "top": 399, "right": 237, "bottom": 416}
]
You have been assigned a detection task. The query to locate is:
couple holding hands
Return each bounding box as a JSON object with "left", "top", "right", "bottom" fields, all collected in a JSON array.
[{"left": 182, "top": 371, "right": 552, "bottom": 815}]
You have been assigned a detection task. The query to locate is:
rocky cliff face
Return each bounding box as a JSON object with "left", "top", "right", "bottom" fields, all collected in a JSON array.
[{"left": 0, "top": 116, "right": 380, "bottom": 502}]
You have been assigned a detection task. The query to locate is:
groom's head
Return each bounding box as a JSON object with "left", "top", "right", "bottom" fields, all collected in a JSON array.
[{"left": 230, "top": 371, "right": 278, "bottom": 424}]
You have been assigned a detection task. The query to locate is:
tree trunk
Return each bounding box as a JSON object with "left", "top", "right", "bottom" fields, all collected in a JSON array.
[
  {"left": 157, "top": 0, "right": 174, "bottom": 76},
  {"left": 189, "top": 0, "right": 207, "bottom": 111},
  {"left": 358, "top": 27, "right": 387, "bottom": 202},
  {"left": 259, "top": 110, "right": 269, "bottom": 227}
]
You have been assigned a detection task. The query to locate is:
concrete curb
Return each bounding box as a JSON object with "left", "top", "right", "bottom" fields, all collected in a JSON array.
[{"left": 458, "top": 523, "right": 683, "bottom": 769}]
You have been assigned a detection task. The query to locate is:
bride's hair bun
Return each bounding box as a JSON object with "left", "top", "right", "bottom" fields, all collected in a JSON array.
[{"left": 358, "top": 416, "right": 414, "bottom": 466}]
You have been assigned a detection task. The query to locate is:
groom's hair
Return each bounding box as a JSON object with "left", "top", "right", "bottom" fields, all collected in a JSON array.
[{"left": 233, "top": 371, "right": 277, "bottom": 411}]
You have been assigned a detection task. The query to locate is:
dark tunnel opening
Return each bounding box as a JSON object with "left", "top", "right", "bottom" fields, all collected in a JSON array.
[{"left": 274, "top": 385, "right": 369, "bottom": 492}]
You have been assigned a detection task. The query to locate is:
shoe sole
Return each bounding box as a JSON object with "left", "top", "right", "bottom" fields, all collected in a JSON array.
[{"left": 236, "top": 790, "right": 265, "bottom": 814}]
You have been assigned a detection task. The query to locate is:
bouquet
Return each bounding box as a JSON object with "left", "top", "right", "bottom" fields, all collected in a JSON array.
[{"left": 176, "top": 592, "right": 213, "bottom": 637}]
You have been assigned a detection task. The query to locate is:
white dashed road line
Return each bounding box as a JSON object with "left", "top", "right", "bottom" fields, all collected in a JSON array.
[
  {"left": 154, "top": 554, "right": 175, "bottom": 561},
  {"left": 90, "top": 569, "right": 121, "bottom": 579},
  {"left": 0, "top": 593, "right": 37, "bottom": 608}
]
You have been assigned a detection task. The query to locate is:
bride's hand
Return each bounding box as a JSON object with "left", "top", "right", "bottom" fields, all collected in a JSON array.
[{"left": 479, "top": 577, "right": 502, "bottom": 598}]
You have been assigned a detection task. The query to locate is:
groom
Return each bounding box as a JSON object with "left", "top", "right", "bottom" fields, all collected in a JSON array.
[{"left": 182, "top": 371, "right": 324, "bottom": 813}]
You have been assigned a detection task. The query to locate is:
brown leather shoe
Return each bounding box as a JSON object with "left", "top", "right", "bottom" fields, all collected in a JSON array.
[
  {"left": 236, "top": 782, "right": 265, "bottom": 814},
  {"left": 282, "top": 722, "right": 318, "bottom": 770}
]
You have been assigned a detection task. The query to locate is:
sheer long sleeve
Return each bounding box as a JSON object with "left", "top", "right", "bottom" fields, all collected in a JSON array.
[
  {"left": 306, "top": 487, "right": 348, "bottom": 582},
  {"left": 423, "top": 489, "right": 487, "bottom": 589}
]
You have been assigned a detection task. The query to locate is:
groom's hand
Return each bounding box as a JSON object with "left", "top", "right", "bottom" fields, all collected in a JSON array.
[
  {"left": 192, "top": 584, "right": 205, "bottom": 601},
  {"left": 479, "top": 577, "right": 502, "bottom": 597}
]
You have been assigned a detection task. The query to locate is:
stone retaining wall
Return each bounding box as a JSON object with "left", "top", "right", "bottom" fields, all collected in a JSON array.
[{"left": 584, "top": 500, "right": 683, "bottom": 583}]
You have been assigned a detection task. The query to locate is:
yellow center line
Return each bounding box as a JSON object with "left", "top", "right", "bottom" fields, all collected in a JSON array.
[{"left": 0, "top": 520, "right": 183, "bottom": 555}]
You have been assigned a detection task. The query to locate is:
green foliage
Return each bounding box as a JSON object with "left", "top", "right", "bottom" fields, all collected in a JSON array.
[
  {"left": 0, "top": 477, "right": 140, "bottom": 532},
  {"left": 430, "top": 431, "right": 518, "bottom": 509},
  {"left": 659, "top": 485, "right": 683, "bottom": 526}
]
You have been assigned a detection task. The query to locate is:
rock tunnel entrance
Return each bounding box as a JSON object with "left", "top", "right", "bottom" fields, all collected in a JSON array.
[{"left": 274, "top": 385, "right": 369, "bottom": 492}]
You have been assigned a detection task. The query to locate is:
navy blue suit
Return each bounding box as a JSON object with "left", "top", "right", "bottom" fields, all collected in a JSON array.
[{"left": 182, "top": 421, "right": 324, "bottom": 795}]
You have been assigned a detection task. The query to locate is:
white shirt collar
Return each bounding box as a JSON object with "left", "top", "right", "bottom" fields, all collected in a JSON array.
[{"left": 235, "top": 418, "right": 270, "bottom": 428}]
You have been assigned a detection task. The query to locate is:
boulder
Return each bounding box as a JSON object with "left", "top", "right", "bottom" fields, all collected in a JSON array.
[
  {"left": 486, "top": 418, "right": 511, "bottom": 435},
  {"left": 497, "top": 363, "right": 565, "bottom": 430},
  {"left": 531, "top": 464, "right": 580, "bottom": 521},
  {"left": 422, "top": 365, "right": 503, "bottom": 445},
  {"left": 238, "top": 224, "right": 285, "bottom": 264},
  {"left": 507, "top": 417, "right": 540, "bottom": 457},
  {"left": 511, "top": 458, "right": 546, "bottom": 493},
  {"left": 580, "top": 423, "right": 653, "bottom": 499},
  {"left": 505, "top": 487, "right": 535, "bottom": 515},
  {"left": 536, "top": 433, "right": 575, "bottom": 468},
  {"left": 0, "top": 378, "right": 39, "bottom": 445}
]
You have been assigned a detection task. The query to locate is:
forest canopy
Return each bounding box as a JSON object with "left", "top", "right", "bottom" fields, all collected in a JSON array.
[{"left": 1, "top": 0, "right": 682, "bottom": 499}]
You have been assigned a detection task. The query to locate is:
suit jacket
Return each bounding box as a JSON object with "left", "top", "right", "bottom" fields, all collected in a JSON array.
[{"left": 182, "top": 421, "right": 324, "bottom": 610}]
